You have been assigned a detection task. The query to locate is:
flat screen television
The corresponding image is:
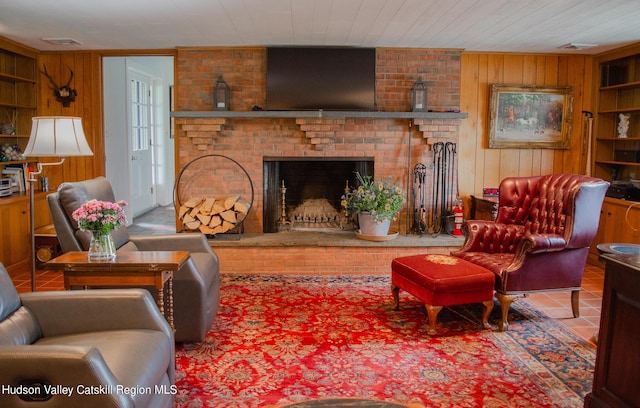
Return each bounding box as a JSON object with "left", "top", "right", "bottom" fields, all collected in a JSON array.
[{"left": 266, "top": 47, "right": 376, "bottom": 111}]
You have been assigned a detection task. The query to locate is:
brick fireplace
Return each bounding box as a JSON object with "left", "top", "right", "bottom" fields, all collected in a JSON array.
[
  {"left": 174, "top": 48, "right": 464, "bottom": 235},
  {"left": 173, "top": 47, "right": 466, "bottom": 273}
]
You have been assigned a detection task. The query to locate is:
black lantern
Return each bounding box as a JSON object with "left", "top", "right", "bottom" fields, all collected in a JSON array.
[
  {"left": 411, "top": 78, "right": 428, "bottom": 112},
  {"left": 213, "top": 76, "right": 229, "bottom": 111}
]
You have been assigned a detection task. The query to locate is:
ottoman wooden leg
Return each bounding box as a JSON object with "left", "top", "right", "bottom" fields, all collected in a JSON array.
[
  {"left": 425, "top": 304, "right": 442, "bottom": 335},
  {"left": 391, "top": 284, "right": 401, "bottom": 310},
  {"left": 481, "top": 300, "right": 494, "bottom": 330}
]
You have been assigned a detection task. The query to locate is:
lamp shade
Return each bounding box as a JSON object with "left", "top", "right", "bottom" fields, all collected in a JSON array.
[{"left": 23, "top": 116, "right": 93, "bottom": 157}]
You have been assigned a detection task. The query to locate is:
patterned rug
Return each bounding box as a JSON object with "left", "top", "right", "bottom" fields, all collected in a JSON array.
[{"left": 175, "top": 275, "right": 595, "bottom": 407}]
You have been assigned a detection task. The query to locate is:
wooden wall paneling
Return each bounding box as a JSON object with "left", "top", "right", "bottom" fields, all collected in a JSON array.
[
  {"left": 459, "top": 53, "right": 479, "bottom": 215},
  {"left": 460, "top": 52, "right": 593, "bottom": 201},
  {"left": 555, "top": 56, "right": 571, "bottom": 174},
  {"left": 565, "top": 55, "right": 586, "bottom": 174},
  {"left": 483, "top": 54, "right": 503, "bottom": 191},
  {"left": 37, "top": 52, "right": 102, "bottom": 189}
]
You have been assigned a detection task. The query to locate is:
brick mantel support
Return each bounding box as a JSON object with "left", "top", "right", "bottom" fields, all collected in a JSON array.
[{"left": 413, "top": 118, "right": 464, "bottom": 145}]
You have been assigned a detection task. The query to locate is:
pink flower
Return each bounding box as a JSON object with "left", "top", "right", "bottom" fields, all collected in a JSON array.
[{"left": 71, "top": 199, "right": 128, "bottom": 233}]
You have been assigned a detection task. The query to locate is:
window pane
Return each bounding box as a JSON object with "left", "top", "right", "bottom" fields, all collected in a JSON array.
[{"left": 131, "top": 78, "right": 149, "bottom": 151}]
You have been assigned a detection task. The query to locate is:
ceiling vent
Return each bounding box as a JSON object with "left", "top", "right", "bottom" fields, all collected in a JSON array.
[
  {"left": 559, "top": 43, "right": 597, "bottom": 50},
  {"left": 42, "top": 37, "right": 83, "bottom": 46}
]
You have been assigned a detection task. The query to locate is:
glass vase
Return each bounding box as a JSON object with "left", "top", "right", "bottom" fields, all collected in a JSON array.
[{"left": 88, "top": 230, "right": 116, "bottom": 261}]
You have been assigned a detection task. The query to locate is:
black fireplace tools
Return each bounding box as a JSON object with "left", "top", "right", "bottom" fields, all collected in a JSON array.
[{"left": 411, "top": 141, "right": 457, "bottom": 236}]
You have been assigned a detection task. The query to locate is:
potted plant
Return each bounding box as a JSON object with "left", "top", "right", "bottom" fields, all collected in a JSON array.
[{"left": 341, "top": 172, "right": 404, "bottom": 238}]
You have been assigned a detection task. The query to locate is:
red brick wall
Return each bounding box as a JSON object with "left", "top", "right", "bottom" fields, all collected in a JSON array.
[{"left": 175, "top": 47, "right": 463, "bottom": 233}]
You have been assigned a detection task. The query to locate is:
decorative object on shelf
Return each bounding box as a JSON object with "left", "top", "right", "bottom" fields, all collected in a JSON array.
[
  {"left": 489, "top": 84, "right": 573, "bottom": 149},
  {"left": 617, "top": 113, "right": 630, "bottom": 138},
  {"left": 71, "top": 199, "right": 127, "bottom": 261},
  {"left": 411, "top": 78, "right": 428, "bottom": 112},
  {"left": 40, "top": 65, "right": 77, "bottom": 107},
  {"left": 0, "top": 124, "right": 15, "bottom": 135},
  {"left": 1, "top": 143, "right": 24, "bottom": 161},
  {"left": 341, "top": 172, "right": 404, "bottom": 239},
  {"left": 213, "top": 75, "right": 230, "bottom": 111},
  {"left": 1, "top": 110, "right": 17, "bottom": 135},
  {"left": 23, "top": 116, "right": 93, "bottom": 290}
]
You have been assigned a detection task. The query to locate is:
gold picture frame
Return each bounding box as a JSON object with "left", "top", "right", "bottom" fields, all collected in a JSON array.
[{"left": 489, "top": 84, "right": 573, "bottom": 149}]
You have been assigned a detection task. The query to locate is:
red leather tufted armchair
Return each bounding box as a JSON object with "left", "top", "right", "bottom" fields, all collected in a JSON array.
[{"left": 451, "top": 174, "right": 609, "bottom": 331}]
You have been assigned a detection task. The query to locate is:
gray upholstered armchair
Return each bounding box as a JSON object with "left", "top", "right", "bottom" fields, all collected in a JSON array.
[
  {"left": 47, "top": 176, "right": 220, "bottom": 343},
  {"left": 0, "top": 263, "right": 174, "bottom": 407}
]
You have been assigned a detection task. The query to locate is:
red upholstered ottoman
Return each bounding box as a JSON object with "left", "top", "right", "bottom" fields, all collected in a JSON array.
[{"left": 391, "top": 254, "right": 495, "bottom": 334}]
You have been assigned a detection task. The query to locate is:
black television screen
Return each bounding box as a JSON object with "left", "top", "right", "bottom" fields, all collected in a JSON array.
[{"left": 266, "top": 47, "right": 376, "bottom": 111}]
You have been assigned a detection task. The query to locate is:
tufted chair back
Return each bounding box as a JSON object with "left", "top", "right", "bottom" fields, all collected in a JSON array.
[{"left": 452, "top": 173, "right": 609, "bottom": 331}]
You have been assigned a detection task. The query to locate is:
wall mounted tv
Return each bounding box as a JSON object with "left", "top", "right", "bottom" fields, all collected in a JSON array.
[{"left": 266, "top": 47, "right": 376, "bottom": 111}]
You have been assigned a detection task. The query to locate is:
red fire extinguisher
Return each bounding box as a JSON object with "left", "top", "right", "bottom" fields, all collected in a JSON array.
[{"left": 453, "top": 198, "right": 464, "bottom": 236}]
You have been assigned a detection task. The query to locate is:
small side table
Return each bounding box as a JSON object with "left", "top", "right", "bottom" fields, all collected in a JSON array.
[
  {"left": 469, "top": 195, "right": 498, "bottom": 221},
  {"left": 46, "top": 251, "right": 190, "bottom": 331}
]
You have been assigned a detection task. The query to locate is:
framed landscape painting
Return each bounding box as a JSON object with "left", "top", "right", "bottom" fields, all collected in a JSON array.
[{"left": 489, "top": 84, "right": 573, "bottom": 149}]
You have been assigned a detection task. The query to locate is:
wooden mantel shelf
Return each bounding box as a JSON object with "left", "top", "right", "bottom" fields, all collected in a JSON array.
[{"left": 171, "top": 110, "right": 468, "bottom": 120}]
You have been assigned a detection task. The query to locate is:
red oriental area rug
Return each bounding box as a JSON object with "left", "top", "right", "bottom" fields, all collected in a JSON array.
[{"left": 174, "top": 275, "right": 595, "bottom": 407}]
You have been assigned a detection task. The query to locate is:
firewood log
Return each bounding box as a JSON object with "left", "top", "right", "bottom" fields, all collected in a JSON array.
[
  {"left": 220, "top": 210, "right": 237, "bottom": 223},
  {"left": 209, "top": 215, "right": 222, "bottom": 228},
  {"left": 184, "top": 197, "right": 202, "bottom": 208},
  {"left": 197, "top": 214, "right": 212, "bottom": 225},
  {"left": 224, "top": 195, "right": 240, "bottom": 210}
]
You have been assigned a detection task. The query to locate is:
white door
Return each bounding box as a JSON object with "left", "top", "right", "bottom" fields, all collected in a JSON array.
[{"left": 128, "top": 69, "right": 155, "bottom": 216}]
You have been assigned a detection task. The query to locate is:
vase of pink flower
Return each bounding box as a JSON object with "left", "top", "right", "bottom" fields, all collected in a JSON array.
[{"left": 71, "top": 199, "right": 127, "bottom": 260}]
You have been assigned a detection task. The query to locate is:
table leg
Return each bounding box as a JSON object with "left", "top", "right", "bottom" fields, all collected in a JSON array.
[
  {"left": 157, "top": 285, "right": 165, "bottom": 318},
  {"left": 167, "top": 277, "right": 174, "bottom": 331}
]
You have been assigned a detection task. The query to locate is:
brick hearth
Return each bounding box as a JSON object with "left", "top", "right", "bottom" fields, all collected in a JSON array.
[{"left": 209, "top": 232, "right": 463, "bottom": 275}]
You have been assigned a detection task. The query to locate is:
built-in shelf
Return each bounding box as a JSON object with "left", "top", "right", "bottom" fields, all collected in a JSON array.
[{"left": 171, "top": 110, "right": 468, "bottom": 120}]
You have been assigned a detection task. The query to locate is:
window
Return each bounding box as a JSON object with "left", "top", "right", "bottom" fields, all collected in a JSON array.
[{"left": 130, "top": 78, "right": 150, "bottom": 151}]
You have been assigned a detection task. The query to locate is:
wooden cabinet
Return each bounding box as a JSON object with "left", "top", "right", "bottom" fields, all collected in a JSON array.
[
  {"left": 584, "top": 253, "right": 640, "bottom": 408},
  {"left": 589, "top": 198, "right": 640, "bottom": 264},
  {"left": 0, "top": 196, "right": 31, "bottom": 273}
]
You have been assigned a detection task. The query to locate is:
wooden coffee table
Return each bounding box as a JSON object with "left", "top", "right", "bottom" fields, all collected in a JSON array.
[{"left": 46, "top": 251, "right": 190, "bottom": 331}]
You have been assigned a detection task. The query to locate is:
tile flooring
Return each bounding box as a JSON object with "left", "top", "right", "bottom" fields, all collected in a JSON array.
[{"left": 12, "top": 205, "right": 604, "bottom": 345}]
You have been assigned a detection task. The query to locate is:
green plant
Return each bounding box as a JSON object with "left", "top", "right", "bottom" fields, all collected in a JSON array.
[{"left": 341, "top": 172, "right": 404, "bottom": 223}]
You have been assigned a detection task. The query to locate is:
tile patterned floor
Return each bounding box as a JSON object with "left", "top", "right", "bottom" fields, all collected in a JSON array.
[{"left": 13, "top": 205, "right": 604, "bottom": 345}]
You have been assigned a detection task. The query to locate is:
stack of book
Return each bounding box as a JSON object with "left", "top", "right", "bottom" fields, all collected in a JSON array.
[{"left": 1, "top": 163, "right": 27, "bottom": 194}]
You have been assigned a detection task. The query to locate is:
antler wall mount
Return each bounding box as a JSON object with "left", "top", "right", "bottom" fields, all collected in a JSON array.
[{"left": 40, "top": 65, "right": 77, "bottom": 107}]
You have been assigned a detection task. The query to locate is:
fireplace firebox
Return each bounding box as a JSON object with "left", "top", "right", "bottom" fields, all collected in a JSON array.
[{"left": 263, "top": 157, "right": 374, "bottom": 233}]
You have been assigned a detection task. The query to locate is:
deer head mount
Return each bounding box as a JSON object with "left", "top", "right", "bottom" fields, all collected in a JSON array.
[{"left": 40, "top": 65, "right": 77, "bottom": 107}]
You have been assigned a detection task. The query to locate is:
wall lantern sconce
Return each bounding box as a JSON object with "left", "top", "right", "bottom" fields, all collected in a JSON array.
[
  {"left": 213, "top": 76, "right": 230, "bottom": 111},
  {"left": 411, "top": 78, "right": 428, "bottom": 112}
]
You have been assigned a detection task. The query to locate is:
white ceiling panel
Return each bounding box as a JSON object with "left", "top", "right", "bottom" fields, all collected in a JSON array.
[{"left": 0, "top": 0, "right": 638, "bottom": 53}]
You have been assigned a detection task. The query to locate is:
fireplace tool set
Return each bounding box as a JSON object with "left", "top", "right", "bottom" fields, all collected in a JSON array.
[{"left": 411, "top": 141, "right": 458, "bottom": 236}]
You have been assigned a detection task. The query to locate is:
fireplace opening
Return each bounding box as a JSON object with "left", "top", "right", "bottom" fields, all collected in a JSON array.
[{"left": 263, "top": 157, "right": 374, "bottom": 233}]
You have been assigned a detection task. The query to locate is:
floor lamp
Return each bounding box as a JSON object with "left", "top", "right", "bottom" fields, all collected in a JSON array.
[{"left": 23, "top": 116, "right": 93, "bottom": 291}]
